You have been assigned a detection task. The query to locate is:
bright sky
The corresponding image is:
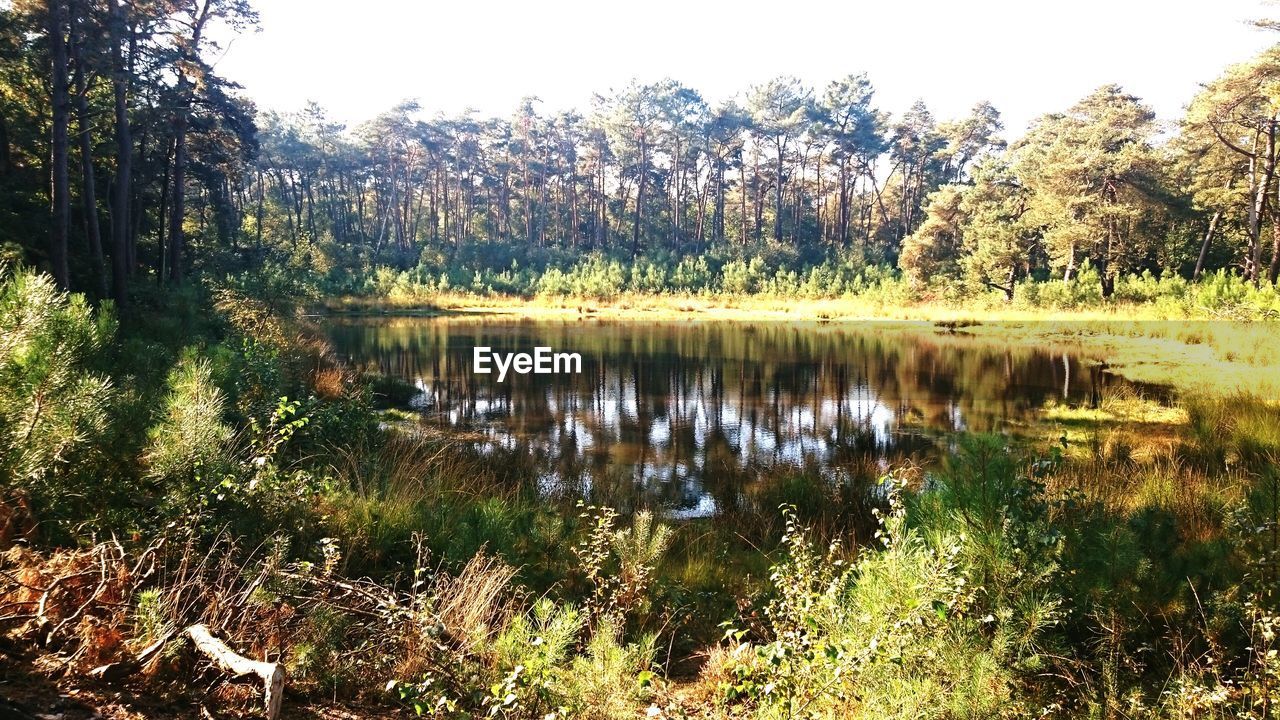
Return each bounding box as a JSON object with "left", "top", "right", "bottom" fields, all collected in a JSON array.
[{"left": 211, "top": 0, "right": 1279, "bottom": 137}]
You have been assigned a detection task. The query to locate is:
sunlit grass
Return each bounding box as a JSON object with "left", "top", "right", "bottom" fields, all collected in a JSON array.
[{"left": 325, "top": 289, "right": 1236, "bottom": 322}]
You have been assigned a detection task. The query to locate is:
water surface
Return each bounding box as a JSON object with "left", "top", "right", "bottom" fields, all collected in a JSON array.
[{"left": 324, "top": 318, "right": 1142, "bottom": 519}]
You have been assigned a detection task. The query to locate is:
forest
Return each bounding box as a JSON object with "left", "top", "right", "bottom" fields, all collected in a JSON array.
[
  {"left": 3, "top": 0, "right": 1280, "bottom": 719},
  {"left": 4, "top": 0, "right": 1280, "bottom": 307}
]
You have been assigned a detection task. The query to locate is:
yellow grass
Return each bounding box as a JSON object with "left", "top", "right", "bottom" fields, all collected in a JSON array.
[{"left": 325, "top": 290, "right": 1207, "bottom": 322}]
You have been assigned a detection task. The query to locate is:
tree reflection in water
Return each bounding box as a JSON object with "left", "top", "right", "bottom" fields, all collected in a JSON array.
[{"left": 325, "top": 318, "right": 1142, "bottom": 520}]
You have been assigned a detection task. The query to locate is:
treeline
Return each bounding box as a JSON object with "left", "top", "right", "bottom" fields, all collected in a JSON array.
[{"left": 4, "top": 2, "right": 1280, "bottom": 302}]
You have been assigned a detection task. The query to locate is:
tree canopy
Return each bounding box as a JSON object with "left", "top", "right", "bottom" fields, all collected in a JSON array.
[{"left": 4, "top": 1, "right": 1280, "bottom": 301}]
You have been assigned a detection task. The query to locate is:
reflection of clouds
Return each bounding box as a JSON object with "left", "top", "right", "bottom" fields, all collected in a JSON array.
[
  {"left": 423, "top": 373, "right": 905, "bottom": 518},
  {"left": 668, "top": 494, "right": 717, "bottom": 520},
  {"left": 649, "top": 417, "right": 671, "bottom": 445}
]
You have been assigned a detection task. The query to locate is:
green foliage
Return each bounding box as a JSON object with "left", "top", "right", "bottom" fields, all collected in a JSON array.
[
  {"left": 1013, "top": 85, "right": 1166, "bottom": 295},
  {"left": 144, "top": 354, "right": 233, "bottom": 485},
  {"left": 1016, "top": 260, "right": 1098, "bottom": 308},
  {"left": 201, "top": 396, "right": 325, "bottom": 538},
  {"left": 537, "top": 256, "right": 628, "bottom": 299},
  {"left": 1181, "top": 392, "right": 1280, "bottom": 472},
  {"left": 670, "top": 256, "right": 712, "bottom": 292},
  {"left": 713, "top": 471, "right": 1047, "bottom": 719},
  {"left": 131, "top": 588, "right": 171, "bottom": 645},
  {"left": 5, "top": 252, "right": 1280, "bottom": 719},
  {"left": 343, "top": 247, "right": 1280, "bottom": 321},
  {"left": 391, "top": 557, "right": 657, "bottom": 719},
  {"left": 564, "top": 615, "right": 658, "bottom": 718},
  {"left": 719, "top": 257, "right": 768, "bottom": 294},
  {"left": 576, "top": 506, "right": 673, "bottom": 625},
  {"left": 0, "top": 267, "right": 115, "bottom": 491}
]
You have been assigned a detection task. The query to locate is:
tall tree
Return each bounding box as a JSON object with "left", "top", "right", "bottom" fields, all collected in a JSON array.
[
  {"left": 937, "top": 102, "right": 1005, "bottom": 184},
  {"left": 886, "top": 101, "right": 945, "bottom": 256},
  {"left": 1183, "top": 46, "right": 1280, "bottom": 285},
  {"left": 47, "top": 0, "right": 71, "bottom": 289},
  {"left": 106, "top": 0, "right": 132, "bottom": 304},
  {"left": 69, "top": 0, "right": 105, "bottom": 295},
  {"left": 748, "top": 76, "right": 812, "bottom": 243},
  {"left": 819, "top": 74, "right": 885, "bottom": 248},
  {"left": 958, "top": 158, "right": 1037, "bottom": 300},
  {"left": 601, "top": 81, "right": 663, "bottom": 257},
  {"left": 654, "top": 80, "right": 706, "bottom": 252},
  {"left": 703, "top": 102, "right": 747, "bottom": 246},
  {"left": 1014, "top": 85, "right": 1163, "bottom": 295},
  {"left": 165, "top": 0, "right": 257, "bottom": 284}
]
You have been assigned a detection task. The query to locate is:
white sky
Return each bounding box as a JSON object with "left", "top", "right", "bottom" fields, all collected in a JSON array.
[{"left": 211, "top": 0, "right": 1279, "bottom": 137}]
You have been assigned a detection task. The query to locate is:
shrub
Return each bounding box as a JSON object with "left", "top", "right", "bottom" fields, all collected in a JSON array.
[
  {"left": 576, "top": 506, "right": 673, "bottom": 626},
  {"left": 707, "top": 453, "right": 1062, "bottom": 719},
  {"left": 719, "top": 257, "right": 768, "bottom": 295},
  {"left": 563, "top": 614, "right": 657, "bottom": 718},
  {"left": 536, "top": 256, "right": 627, "bottom": 300},
  {"left": 144, "top": 355, "right": 233, "bottom": 486},
  {"left": 671, "top": 256, "right": 712, "bottom": 292},
  {"left": 0, "top": 267, "right": 116, "bottom": 490},
  {"left": 391, "top": 539, "right": 659, "bottom": 720},
  {"left": 629, "top": 259, "right": 670, "bottom": 294}
]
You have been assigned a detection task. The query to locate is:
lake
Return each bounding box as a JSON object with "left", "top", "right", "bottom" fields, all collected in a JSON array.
[{"left": 323, "top": 317, "right": 1149, "bottom": 520}]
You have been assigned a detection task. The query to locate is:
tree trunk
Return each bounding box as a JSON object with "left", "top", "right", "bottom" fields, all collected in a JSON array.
[
  {"left": 70, "top": 0, "right": 106, "bottom": 297},
  {"left": 1193, "top": 210, "right": 1221, "bottom": 281},
  {"left": 714, "top": 161, "right": 725, "bottom": 244},
  {"left": 1262, "top": 121, "right": 1278, "bottom": 287},
  {"left": 671, "top": 136, "right": 681, "bottom": 250},
  {"left": 773, "top": 138, "right": 784, "bottom": 242},
  {"left": 1248, "top": 122, "right": 1276, "bottom": 287},
  {"left": 167, "top": 113, "right": 188, "bottom": 284},
  {"left": 837, "top": 162, "right": 849, "bottom": 246},
  {"left": 107, "top": 0, "right": 130, "bottom": 305},
  {"left": 1270, "top": 210, "right": 1280, "bottom": 286},
  {"left": 752, "top": 150, "right": 762, "bottom": 242},
  {"left": 632, "top": 144, "right": 647, "bottom": 257},
  {"left": 48, "top": 0, "right": 72, "bottom": 290},
  {"left": 156, "top": 137, "right": 173, "bottom": 281},
  {"left": 0, "top": 115, "right": 10, "bottom": 173},
  {"left": 167, "top": 0, "right": 210, "bottom": 285}
]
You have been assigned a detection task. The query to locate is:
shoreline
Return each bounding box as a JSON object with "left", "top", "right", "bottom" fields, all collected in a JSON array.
[{"left": 315, "top": 294, "right": 1280, "bottom": 398}]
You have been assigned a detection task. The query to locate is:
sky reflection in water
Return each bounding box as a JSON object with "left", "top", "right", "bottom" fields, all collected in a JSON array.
[{"left": 325, "top": 319, "right": 1132, "bottom": 518}]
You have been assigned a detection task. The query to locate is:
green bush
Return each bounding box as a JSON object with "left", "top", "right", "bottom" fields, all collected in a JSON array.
[
  {"left": 629, "top": 258, "right": 670, "bottom": 294},
  {"left": 535, "top": 255, "right": 628, "bottom": 299},
  {"left": 720, "top": 257, "right": 768, "bottom": 294},
  {"left": 0, "top": 267, "right": 116, "bottom": 491},
  {"left": 143, "top": 354, "right": 233, "bottom": 486},
  {"left": 713, "top": 477, "right": 1044, "bottom": 719},
  {"left": 671, "top": 256, "right": 712, "bottom": 292}
]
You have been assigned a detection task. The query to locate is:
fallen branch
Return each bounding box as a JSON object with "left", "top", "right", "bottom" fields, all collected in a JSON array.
[{"left": 184, "top": 624, "right": 284, "bottom": 720}]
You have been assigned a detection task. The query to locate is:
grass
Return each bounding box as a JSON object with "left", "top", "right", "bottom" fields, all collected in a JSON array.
[{"left": 324, "top": 288, "right": 1234, "bottom": 321}]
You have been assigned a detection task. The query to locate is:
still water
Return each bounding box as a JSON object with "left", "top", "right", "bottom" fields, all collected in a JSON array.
[{"left": 324, "top": 318, "right": 1137, "bottom": 518}]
